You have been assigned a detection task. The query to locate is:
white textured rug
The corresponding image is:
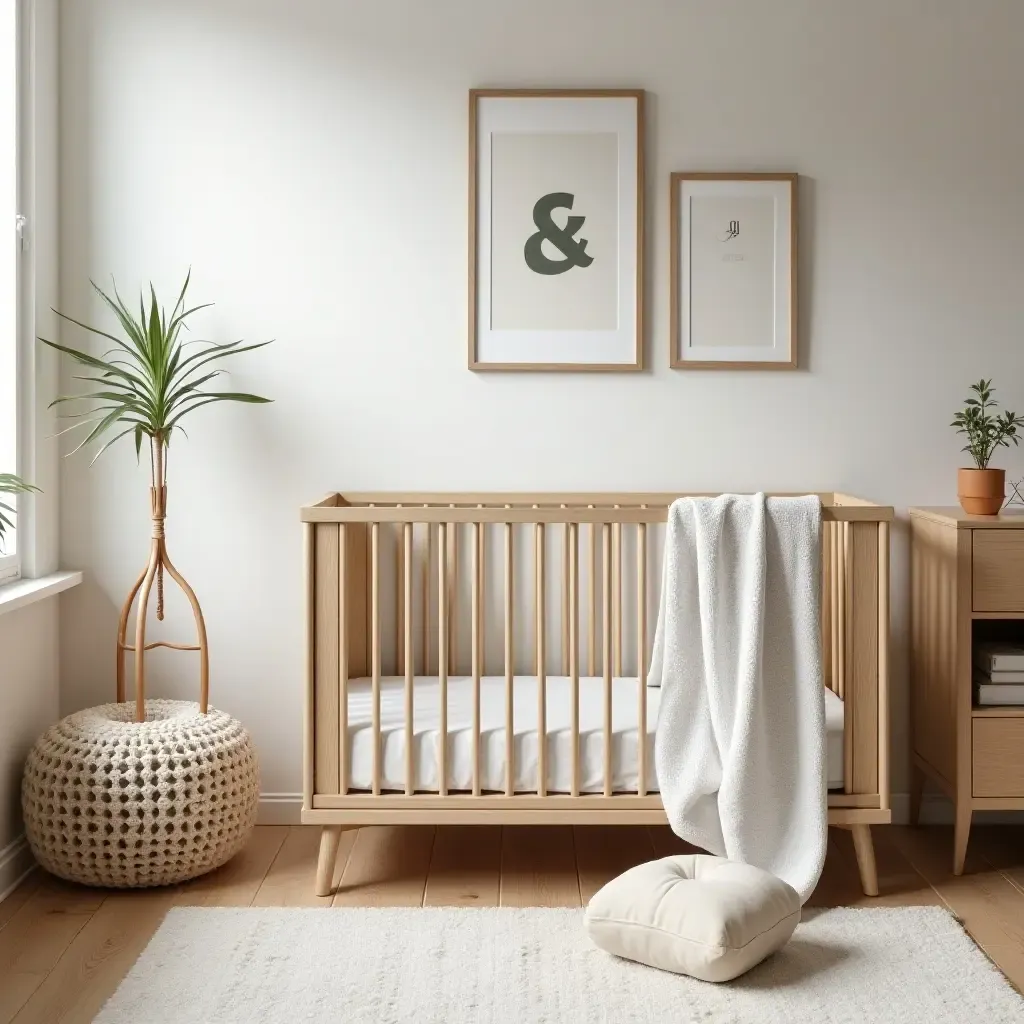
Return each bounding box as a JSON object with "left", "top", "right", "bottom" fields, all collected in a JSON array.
[{"left": 96, "top": 906, "right": 1023, "bottom": 1023}]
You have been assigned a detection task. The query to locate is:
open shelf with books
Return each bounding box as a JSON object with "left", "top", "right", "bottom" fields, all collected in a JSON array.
[{"left": 972, "top": 632, "right": 1024, "bottom": 710}]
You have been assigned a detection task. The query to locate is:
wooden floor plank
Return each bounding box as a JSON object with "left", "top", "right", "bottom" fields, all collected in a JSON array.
[
  {"left": 423, "top": 825, "right": 501, "bottom": 907},
  {"left": 10, "top": 830, "right": 285, "bottom": 1024},
  {"left": 333, "top": 826, "right": 435, "bottom": 907},
  {"left": 169, "top": 827, "right": 286, "bottom": 909},
  {"left": 574, "top": 826, "right": 656, "bottom": 904},
  {"left": 11, "top": 888, "right": 177, "bottom": 1024},
  {"left": 972, "top": 825, "right": 1024, "bottom": 896},
  {"left": 173, "top": 826, "right": 288, "bottom": 907},
  {"left": 253, "top": 826, "right": 354, "bottom": 907},
  {"left": 830, "top": 827, "right": 940, "bottom": 907},
  {"left": 890, "top": 826, "right": 1024, "bottom": 950},
  {"left": 980, "top": 943, "right": 1024, "bottom": 996},
  {"left": 0, "top": 875, "right": 107, "bottom": 1024},
  {"left": 500, "top": 825, "right": 580, "bottom": 907},
  {"left": 0, "top": 872, "right": 42, "bottom": 934},
  {"left": 805, "top": 832, "right": 864, "bottom": 908}
]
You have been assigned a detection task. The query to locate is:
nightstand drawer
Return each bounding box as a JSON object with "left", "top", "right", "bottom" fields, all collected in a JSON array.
[
  {"left": 973, "top": 531, "right": 1024, "bottom": 611},
  {"left": 973, "top": 718, "right": 1024, "bottom": 796}
]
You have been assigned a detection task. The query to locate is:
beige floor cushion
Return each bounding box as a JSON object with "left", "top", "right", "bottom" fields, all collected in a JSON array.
[{"left": 585, "top": 854, "right": 800, "bottom": 982}]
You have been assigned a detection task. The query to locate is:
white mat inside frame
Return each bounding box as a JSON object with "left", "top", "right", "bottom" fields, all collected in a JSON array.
[{"left": 96, "top": 906, "right": 1023, "bottom": 1024}]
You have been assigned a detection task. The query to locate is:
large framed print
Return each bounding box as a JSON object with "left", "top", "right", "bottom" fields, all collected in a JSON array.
[
  {"left": 469, "top": 89, "right": 644, "bottom": 372},
  {"left": 670, "top": 172, "right": 797, "bottom": 370}
]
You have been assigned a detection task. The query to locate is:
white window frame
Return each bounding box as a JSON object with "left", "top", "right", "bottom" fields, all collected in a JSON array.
[
  {"left": 0, "top": 0, "right": 21, "bottom": 584},
  {"left": 2, "top": 0, "right": 60, "bottom": 587}
]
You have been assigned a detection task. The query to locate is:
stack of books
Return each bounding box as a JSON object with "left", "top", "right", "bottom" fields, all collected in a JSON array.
[{"left": 974, "top": 642, "right": 1024, "bottom": 706}]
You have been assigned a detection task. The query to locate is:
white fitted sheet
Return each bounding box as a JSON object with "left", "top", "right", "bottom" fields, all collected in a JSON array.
[{"left": 345, "top": 676, "right": 845, "bottom": 794}]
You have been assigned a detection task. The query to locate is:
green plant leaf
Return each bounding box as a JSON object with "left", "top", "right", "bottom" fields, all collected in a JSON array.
[
  {"left": 0, "top": 473, "right": 40, "bottom": 548},
  {"left": 90, "top": 425, "right": 142, "bottom": 465}
]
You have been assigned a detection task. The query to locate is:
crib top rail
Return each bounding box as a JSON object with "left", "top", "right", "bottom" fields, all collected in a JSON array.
[{"left": 300, "top": 492, "right": 894, "bottom": 524}]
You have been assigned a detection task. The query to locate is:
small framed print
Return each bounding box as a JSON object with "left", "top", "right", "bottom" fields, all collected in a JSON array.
[
  {"left": 469, "top": 89, "right": 644, "bottom": 372},
  {"left": 670, "top": 172, "right": 797, "bottom": 370}
]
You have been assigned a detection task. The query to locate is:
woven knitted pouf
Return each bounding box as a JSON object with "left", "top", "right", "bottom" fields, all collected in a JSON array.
[{"left": 22, "top": 699, "right": 258, "bottom": 888}]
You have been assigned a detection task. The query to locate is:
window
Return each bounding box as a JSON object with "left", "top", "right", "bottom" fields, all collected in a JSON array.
[{"left": 0, "top": 0, "right": 20, "bottom": 584}]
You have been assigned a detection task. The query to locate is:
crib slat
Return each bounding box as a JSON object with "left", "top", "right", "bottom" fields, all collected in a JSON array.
[
  {"left": 536, "top": 521, "right": 547, "bottom": 797},
  {"left": 562, "top": 509, "right": 569, "bottom": 676},
  {"left": 338, "top": 524, "right": 348, "bottom": 796},
  {"left": 830, "top": 523, "right": 840, "bottom": 698},
  {"left": 422, "top": 512, "right": 431, "bottom": 674},
  {"left": 371, "top": 521, "right": 381, "bottom": 796},
  {"left": 612, "top": 514, "right": 622, "bottom": 677},
  {"left": 588, "top": 510, "right": 597, "bottom": 677},
  {"left": 569, "top": 522, "right": 580, "bottom": 797},
  {"left": 438, "top": 521, "right": 449, "bottom": 796},
  {"left": 637, "top": 520, "right": 648, "bottom": 797},
  {"left": 404, "top": 522, "right": 414, "bottom": 796},
  {"left": 472, "top": 521, "right": 482, "bottom": 797},
  {"left": 449, "top": 504, "right": 457, "bottom": 675},
  {"left": 477, "top": 504, "right": 485, "bottom": 676},
  {"left": 504, "top": 518, "right": 514, "bottom": 797},
  {"left": 840, "top": 522, "right": 849, "bottom": 701},
  {"left": 396, "top": 510, "right": 404, "bottom": 676},
  {"left": 603, "top": 521, "right": 613, "bottom": 798},
  {"left": 821, "top": 521, "right": 831, "bottom": 692}
]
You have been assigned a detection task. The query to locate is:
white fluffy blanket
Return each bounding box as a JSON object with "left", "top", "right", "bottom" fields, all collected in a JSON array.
[{"left": 649, "top": 493, "right": 826, "bottom": 903}]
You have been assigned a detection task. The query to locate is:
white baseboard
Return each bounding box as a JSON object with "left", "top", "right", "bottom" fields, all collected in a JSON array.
[
  {"left": 258, "top": 793, "right": 303, "bottom": 826},
  {"left": 0, "top": 835, "right": 36, "bottom": 904},
  {"left": 257, "top": 791, "right": 1024, "bottom": 829}
]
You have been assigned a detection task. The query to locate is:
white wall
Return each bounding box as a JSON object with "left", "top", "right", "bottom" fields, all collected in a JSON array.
[
  {"left": 0, "top": 599, "right": 58, "bottom": 886},
  {"left": 57, "top": 0, "right": 1024, "bottom": 811}
]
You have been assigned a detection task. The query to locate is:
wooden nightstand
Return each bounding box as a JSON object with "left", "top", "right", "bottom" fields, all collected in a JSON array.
[{"left": 910, "top": 507, "right": 1024, "bottom": 874}]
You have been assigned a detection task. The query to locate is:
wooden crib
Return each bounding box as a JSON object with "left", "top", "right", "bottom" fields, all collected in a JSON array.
[{"left": 301, "top": 493, "right": 892, "bottom": 897}]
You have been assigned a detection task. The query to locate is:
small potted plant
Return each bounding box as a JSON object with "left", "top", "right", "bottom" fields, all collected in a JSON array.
[{"left": 951, "top": 379, "right": 1024, "bottom": 515}]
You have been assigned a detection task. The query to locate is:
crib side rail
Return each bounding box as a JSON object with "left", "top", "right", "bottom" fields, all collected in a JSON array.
[{"left": 304, "top": 494, "right": 891, "bottom": 816}]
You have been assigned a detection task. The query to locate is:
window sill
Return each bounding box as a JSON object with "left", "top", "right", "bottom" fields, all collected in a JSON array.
[{"left": 0, "top": 571, "right": 83, "bottom": 617}]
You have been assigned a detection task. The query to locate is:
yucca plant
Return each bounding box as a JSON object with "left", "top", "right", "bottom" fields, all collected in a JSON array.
[
  {"left": 40, "top": 271, "right": 272, "bottom": 721},
  {"left": 0, "top": 473, "right": 38, "bottom": 552},
  {"left": 42, "top": 270, "right": 271, "bottom": 468}
]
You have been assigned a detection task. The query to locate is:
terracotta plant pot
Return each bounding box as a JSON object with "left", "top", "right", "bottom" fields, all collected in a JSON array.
[{"left": 958, "top": 467, "right": 1005, "bottom": 516}]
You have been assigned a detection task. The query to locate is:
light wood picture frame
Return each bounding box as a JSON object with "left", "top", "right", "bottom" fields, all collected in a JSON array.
[
  {"left": 670, "top": 172, "right": 798, "bottom": 370},
  {"left": 469, "top": 89, "right": 644, "bottom": 372}
]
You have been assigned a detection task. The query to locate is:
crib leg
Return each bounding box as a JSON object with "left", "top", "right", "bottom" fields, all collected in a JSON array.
[
  {"left": 850, "top": 824, "right": 879, "bottom": 897},
  {"left": 315, "top": 825, "right": 344, "bottom": 897}
]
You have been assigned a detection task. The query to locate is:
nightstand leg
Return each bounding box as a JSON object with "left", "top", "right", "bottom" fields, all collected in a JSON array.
[
  {"left": 909, "top": 763, "right": 925, "bottom": 826},
  {"left": 953, "top": 803, "right": 972, "bottom": 875}
]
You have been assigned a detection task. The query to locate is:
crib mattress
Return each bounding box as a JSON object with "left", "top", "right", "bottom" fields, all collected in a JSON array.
[{"left": 344, "top": 676, "right": 846, "bottom": 795}]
